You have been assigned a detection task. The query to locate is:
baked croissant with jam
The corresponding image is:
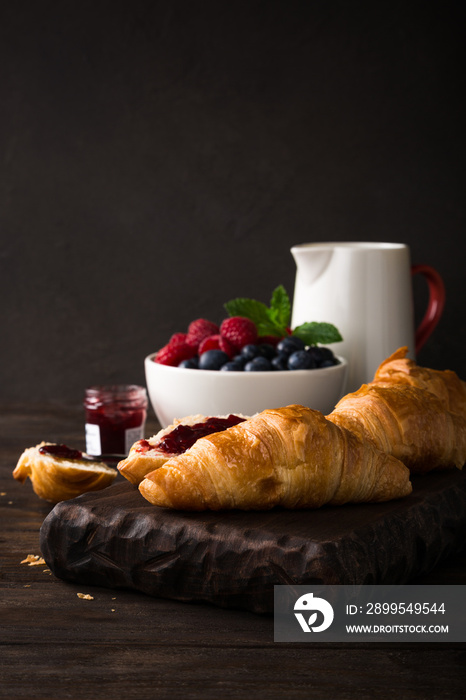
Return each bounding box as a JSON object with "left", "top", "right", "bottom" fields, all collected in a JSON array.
[
  {"left": 138, "top": 405, "right": 412, "bottom": 511},
  {"left": 13, "top": 443, "right": 117, "bottom": 503},
  {"left": 327, "top": 348, "right": 466, "bottom": 473},
  {"left": 118, "top": 414, "right": 248, "bottom": 485}
]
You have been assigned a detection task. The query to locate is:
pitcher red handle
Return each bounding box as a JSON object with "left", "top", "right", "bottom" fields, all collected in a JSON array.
[{"left": 411, "top": 264, "right": 446, "bottom": 354}]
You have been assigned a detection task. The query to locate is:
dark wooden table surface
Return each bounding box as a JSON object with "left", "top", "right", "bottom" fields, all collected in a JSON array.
[{"left": 1, "top": 403, "right": 466, "bottom": 700}]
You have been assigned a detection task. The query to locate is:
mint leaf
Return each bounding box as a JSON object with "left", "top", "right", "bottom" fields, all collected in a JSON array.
[
  {"left": 257, "top": 320, "right": 285, "bottom": 336},
  {"left": 293, "top": 322, "right": 343, "bottom": 346},
  {"left": 224, "top": 295, "right": 285, "bottom": 337},
  {"left": 224, "top": 297, "right": 271, "bottom": 327},
  {"left": 269, "top": 285, "right": 291, "bottom": 329}
]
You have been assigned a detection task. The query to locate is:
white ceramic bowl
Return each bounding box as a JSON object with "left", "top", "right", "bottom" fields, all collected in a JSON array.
[{"left": 145, "top": 353, "right": 348, "bottom": 428}]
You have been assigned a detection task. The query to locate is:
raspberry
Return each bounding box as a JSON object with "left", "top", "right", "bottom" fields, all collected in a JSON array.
[
  {"left": 168, "top": 332, "right": 188, "bottom": 347},
  {"left": 154, "top": 342, "right": 196, "bottom": 366},
  {"left": 198, "top": 334, "right": 221, "bottom": 355},
  {"left": 220, "top": 316, "right": 258, "bottom": 351},
  {"left": 186, "top": 319, "right": 220, "bottom": 350},
  {"left": 219, "top": 335, "right": 235, "bottom": 358},
  {"left": 257, "top": 335, "right": 282, "bottom": 347},
  {"left": 198, "top": 334, "right": 235, "bottom": 358}
]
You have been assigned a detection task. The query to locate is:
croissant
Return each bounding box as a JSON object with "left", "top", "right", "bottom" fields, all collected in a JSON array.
[
  {"left": 118, "top": 413, "right": 248, "bottom": 485},
  {"left": 327, "top": 349, "right": 466, "bottom": 473},
  {"left": 138, "top": 405, "right": 412, "bottom": 511},
  {"left": 13, "top": 442, "right": 117, "bottom": 503},
  {"left": 373, "top": 347, "right": 466, "bottom": 416}
]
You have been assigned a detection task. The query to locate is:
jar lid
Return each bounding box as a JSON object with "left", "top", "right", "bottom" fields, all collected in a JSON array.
[{"left": 84, "top": 385, "right": 148, "bottom": 408}]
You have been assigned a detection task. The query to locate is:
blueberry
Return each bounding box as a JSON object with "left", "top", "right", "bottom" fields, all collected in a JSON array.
[
  {"left": 287, "top": 350, "right": 316, "bottom": 370},
  {"left": 276, "top": 336, "right": 305, "bottom": 356},
  {"left": 305, "top": 345, "right": 337, "bottom": 367},
  {"left": 198, "top": 349, "right": 230, "bottom": 370},
  {"left": 258, "top": 343, "right": 277, "bottom": 360},
  {"left": 220, "top": 360, "right": 244, "bottom": 371},
  {"left": 306, "top": 346, "right": 325, "bottom": 366},
  {"left": 320, "top": 358, "right": 337, "bottom": 368},
  {"left": 271, "top": 354, "right": 288, "bottom": 371},
  {"left": 232, "top": 354, "right": 248, "bottom": 368},
  {"left": 241, "top": 344, "right": 261, "bottom": 361},
  {"left": 178, "top": 357, "right": 199, "bottom": 369},
  {"left": 244, "top": 356, "right": 273, "bottom": 372},
  {"left": 319, "top": 347, "right": 336, "bottom": 362}
]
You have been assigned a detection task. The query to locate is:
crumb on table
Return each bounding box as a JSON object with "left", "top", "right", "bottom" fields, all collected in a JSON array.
[{"left": 21, "top": 554, "right": 46, "bottom": 566}]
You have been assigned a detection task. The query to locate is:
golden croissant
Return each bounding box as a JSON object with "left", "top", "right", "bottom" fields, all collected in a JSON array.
[
  {"left": 327, "top": 348, "right": 466, "bottom": 473},
  {"left": 139, "top": 405, "right": 412, "bottom": 511},
  {"left": 372, "top": 347, "right": 466, "bottom": 415}
]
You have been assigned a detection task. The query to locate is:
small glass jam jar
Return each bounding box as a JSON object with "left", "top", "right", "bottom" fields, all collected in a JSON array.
[{"left": 84, "top": 385, "right": 148, "bottom": 457}]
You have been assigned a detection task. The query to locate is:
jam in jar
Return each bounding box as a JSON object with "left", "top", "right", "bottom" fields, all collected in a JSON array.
[{"left": 84, "top": 385, "right": 148, "bottom": 456}]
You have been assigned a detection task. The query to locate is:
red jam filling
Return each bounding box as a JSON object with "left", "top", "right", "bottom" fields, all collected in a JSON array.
[
  {"left": 84, "top": 386, "right": 148, "bottom": 455},
  {"left": 39, "top": 444, "right": 84, "bottom": 460},
  {"left": 137, "top": 414, "right": 246, "bottom": 456},
  {"left": 86, "top": 407, "right": 147, "bottom": 455}
]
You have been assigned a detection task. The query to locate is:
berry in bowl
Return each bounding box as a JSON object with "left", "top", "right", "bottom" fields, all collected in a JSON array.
[{"left": 145, "top": 287, "right": 348, "bottom": 427}]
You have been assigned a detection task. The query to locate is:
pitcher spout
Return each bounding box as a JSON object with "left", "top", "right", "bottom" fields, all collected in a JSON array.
[{"left": 290, "top": 243, "right": 334, "bottom": 286}]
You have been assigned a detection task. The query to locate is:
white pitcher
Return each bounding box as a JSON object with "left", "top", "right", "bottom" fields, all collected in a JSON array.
[{"left": 290, "top": 242, "right": 445, "bottom": 393}]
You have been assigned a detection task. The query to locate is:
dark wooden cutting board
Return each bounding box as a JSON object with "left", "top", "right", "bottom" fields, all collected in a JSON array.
[{"left": 40, "top": 470, "right": 466, "bottom": 614}]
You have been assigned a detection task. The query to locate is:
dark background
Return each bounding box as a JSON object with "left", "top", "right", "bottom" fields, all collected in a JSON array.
[{"left": 1, "top": 0, "right": 464, "bottom": 404}]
